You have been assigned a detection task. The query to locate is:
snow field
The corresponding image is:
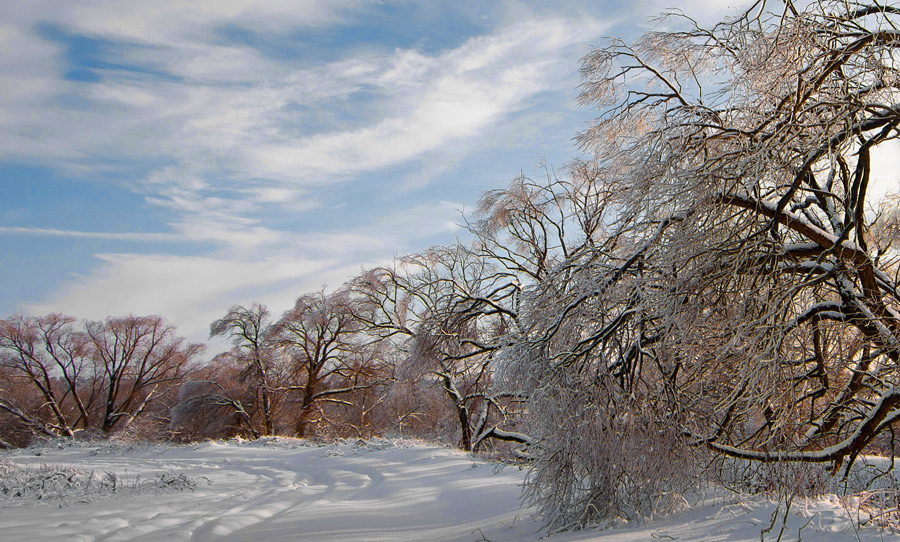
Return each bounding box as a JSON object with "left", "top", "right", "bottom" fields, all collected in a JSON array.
[
  {"left": 0, "top": 438, "right": 896, "bottom": 541},
  {"left": 0, "top": 439, "right": 542, "bottom": 541}
]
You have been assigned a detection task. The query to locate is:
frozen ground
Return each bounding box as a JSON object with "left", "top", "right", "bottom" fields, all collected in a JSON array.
[{"left": 0, "top": 438, "right": 896, "bottom": 541}]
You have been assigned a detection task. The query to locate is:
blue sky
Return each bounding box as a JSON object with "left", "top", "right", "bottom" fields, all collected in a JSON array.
[{"left": 1, "top": 0, "right": 847, "bottom": 346}]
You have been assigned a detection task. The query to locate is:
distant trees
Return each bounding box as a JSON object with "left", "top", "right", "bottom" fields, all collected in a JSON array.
[
  {"left": 0, "top": 314, "right": 200, "bottom": 442},
  {"left": 352, "top": 243, "right": 530, "bottom": 452},
  {"left": 276, "top": 289, "right": 388, "bottom": 438},
  {"left": 0, "top": 314, "right": 89, "bottom": 438},
  {"left": 168, "top": 370, "right": 261, "bottom": 440},
  {"left": 87, "top": 315, "right": 202, "bottom": 434},
  {"left": 0, "top": 271, "right": 525, "bottom": 446},
  {"left": 198, "top": 290, "right": 392, "bottom": 440}
]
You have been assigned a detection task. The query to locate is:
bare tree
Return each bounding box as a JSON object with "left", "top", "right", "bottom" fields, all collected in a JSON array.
[
  {"left": 210, "top": 303, "right": 280, "bottom": 436},
  {"left": 503, "top": 0, "right": 900, "bottom": 529},
  {"left": 0, "top": 313, "right": 199, "bottom": 441},
  {"left": 469, "top": 163, "right": 614, "bottom": 286},
  {"left": 275, "top": 289, "right": 386, "bottom": 438},
  {"left": 349, "top": 267, "right": 445, "bottom": 438},
  {"left": 86, "top": 315, "right": 200, "bottom": 434},
  {"left": 170, "top": 377, "right": 260, "bottom": 440},
  {"left": 0, "top": 314, "right": 94, "bottom": 438},
  {"left": 353, "top": 246, "right": 529, "bottom": 452}
]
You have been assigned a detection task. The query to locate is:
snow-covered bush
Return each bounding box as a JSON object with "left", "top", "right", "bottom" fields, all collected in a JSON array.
[
  {"left": 0, "top": 458, "right": 207, "bottom": 505},
  {"left": 518, "top": 370, "right": 699, "bottom": 530}
]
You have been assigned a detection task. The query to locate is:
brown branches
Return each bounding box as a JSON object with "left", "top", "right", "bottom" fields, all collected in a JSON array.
[{"left": 0, "top": 314, "right": 200, "bottom": 439}]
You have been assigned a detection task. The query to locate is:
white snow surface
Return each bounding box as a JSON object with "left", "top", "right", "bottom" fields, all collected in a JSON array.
[{"left": 0, "top": 437, "right": 895, "bottom": 541}]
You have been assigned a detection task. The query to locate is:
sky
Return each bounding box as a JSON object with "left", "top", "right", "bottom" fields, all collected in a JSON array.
[{"left": 5, "top": 0, "right": 895, "bottom": 350}]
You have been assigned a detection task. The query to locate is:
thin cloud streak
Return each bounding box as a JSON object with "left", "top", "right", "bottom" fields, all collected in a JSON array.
[
  {"left": 20, "top": 198, "right": 466, "bottom": 343},
  {"left": 0, "top": 226, "right": 183, "bottom": 242}
]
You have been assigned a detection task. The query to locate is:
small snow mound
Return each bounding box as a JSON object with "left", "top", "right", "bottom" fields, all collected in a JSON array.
[
  {"left": 226, "top": 436, "right": 320, "bottom": 449},
  {"left": 321, "top": 437, "right": 421, "bottom": 457}
]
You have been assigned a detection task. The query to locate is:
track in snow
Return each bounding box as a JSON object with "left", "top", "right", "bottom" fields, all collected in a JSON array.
[{"left": 0, "top": 438, "right": 892, "bottom": 541}]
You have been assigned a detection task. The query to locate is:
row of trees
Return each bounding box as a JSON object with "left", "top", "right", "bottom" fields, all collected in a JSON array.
[
  {"left": 0, "top": 265, "right": 532, "bottom": 451},
  {"left": 3, "top": 0, "right": 900, "bottom": 531},
  {"left": 194, "top": 249, "right": 534, "bottom": 450}
]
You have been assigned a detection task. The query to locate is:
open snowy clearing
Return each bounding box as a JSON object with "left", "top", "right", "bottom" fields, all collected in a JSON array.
[{"left": 0, "top": 438, "right": 895, "bottom": 541}]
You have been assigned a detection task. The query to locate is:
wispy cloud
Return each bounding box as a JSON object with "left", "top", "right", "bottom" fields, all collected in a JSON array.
[
  {"left": 17, "top": 1, "right": 365, "bottom": 44},
  {"left": 2, "top": 0, "right": 615, "bottom": 345},
  {"left": 2, "top": 7, "right": 609, "bottom": 216},
  {"left": 24, "top": 252, "right": 343, "bottom": 339},
  {"left": 20, "top": 197, "right": 466, "bottom": 342},
  {"left": 0, "top": 226, "right": 182, "bottom": 242},
  {"left": 250, "top": 18, "right": 608, "bottom": 182}
]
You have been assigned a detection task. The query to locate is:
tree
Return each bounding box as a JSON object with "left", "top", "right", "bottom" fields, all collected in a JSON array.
[
  {"left": 275, "top": 289, "right": 386, "bottom": 438},
  {"left": 169, "top": 375, "right": 261, "bottom": 441},
  {"left": 353, "top": 247, "right": 529, "bottom": 452},
  {"left": 0, "top": 313, "right": 199, "bottom": 441},
  {"left": 504, "top": 0, "right": 900, "bottom": 529},
  {"left": 86, "top": 315, "right": 201, "bottom": 434},
  {"left": 210, "top": 303, "right": 281, "bottom": 436},
  {"left": 0, "top": 314, "right": 93, "bottom": 438},
  {"left": 469, "top": 162, "right": 614, "bottom": 286}
]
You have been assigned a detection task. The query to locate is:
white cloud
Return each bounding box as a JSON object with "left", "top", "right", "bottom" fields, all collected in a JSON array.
[
  {"left": 169, "top": 220, "right": 286, "bottom": 253},
  {"left": 25, "top": 252, "right": 339, "bottom": 342},
  {"left": 4, "top": 1, "right": 613, "bottom": 346},
  {"left": 372, "top": 201, "right": 464, "bottom": 242},
  {"left": 2, "top": 8, "right": 608, "bottom": 169},
  {"left": 22, "top": 248, "right": 403, "bottom": 347},
  {"left": 1, "top": 2, "right": 609, "bottom": 222},
  {"left": 0, "top": 24, "right": 58, "bottom": 111},
  {"left": 20, "top": 196, "right": 465, "bottom": 345},
  {"left": 0, "top": 227, "right": 181, "bottom": 241},
  {"left": 249, "top": 18, "right": 608, "bottom": 181},
  {"left": 0, "top": 6, "right": 611, "bottom": 274},
  {"left": 32, "top": 1, "right": 365, "bottom": 44}
]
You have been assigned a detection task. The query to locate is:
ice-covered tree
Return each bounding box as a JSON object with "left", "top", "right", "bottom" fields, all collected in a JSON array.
[
  {"left": 210, "top": 303, "right": 281, "bottom": 436},
  {"left": 505, "top": 0, "right": 900, "bottom": 529},
  {"left": 275, "top": 289, "right": 387, "bottom": 438},
  {"left": 352, "top": 247, "right": 530, "bottom": 452}
]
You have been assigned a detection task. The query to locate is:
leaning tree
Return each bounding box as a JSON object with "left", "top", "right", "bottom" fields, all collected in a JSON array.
[
  {"left": 353, "top": 247, "right": 526, "bottom": 452},
  {"left": 506, "top": 0, "right": 900, "bottom": 529}
]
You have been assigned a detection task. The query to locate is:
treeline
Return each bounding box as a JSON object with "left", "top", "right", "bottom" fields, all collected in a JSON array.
[
  {"left": 0, "top": 285, "right": 520, "bottom": 450},
  {"left": 0, "top": 314, "right": 199, "bottom": 445},
  {"left": 0, "top": 201, "right": 546, "bottom": 450}
]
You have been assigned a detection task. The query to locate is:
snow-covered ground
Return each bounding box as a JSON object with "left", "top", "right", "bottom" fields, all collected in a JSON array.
[{"left": 0, "top": 438, "right": 895, "bottom": 541}]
